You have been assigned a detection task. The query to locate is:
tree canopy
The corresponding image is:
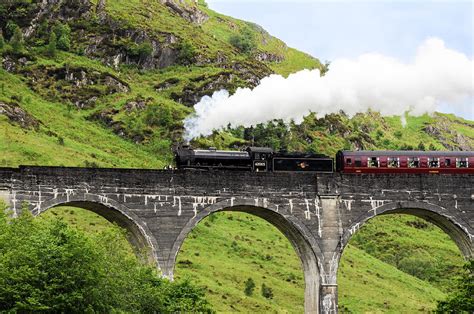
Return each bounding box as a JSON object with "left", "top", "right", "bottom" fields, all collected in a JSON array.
[{"left": 0, "top": 202, "right": 213, "bottom": 313}]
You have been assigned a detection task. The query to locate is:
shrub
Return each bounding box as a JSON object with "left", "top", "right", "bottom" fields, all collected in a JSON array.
[
  {"left": 177, "top": 41, "right": 196, "bottom": 65},
  {"left": 229, "top": 27, "right": 256, "bottom": 54},
  {"left": 261, "top": 283, "right": 273, "bottom": 299},
  {"left": 244, "top": 278, "right": 255, "bottom": 296},
  {"left": 5, "top": 21, "right": 19, "bottom": 39},
  {"left": 436, "top": 260, "right": 474, "bottom": 313},
  {"left": 137, "top": 41, "right": 153, "bottom": 59}
]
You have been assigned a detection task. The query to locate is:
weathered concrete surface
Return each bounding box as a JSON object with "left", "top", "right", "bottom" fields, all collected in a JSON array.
[{"left": 0, "top": 166, "right": 472, "bottom": 313}]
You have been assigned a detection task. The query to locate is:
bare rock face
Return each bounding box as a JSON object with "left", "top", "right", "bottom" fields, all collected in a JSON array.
[
  {"left": 255, "top": 52, "right": 284, "bottom": 63},
  {"left": 423, "top": 116, "right": 474, "bottom": 150},
  {"left": 83, "top": 23, "right": 180, "bottom": 71},
  {"left": 161, "top": 0, "right": 209, "bottom": 25},
  {"left": 0, "top": 102, "right": 40, "bottom": 130}
]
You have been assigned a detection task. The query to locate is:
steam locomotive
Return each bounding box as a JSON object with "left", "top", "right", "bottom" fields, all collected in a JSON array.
[{"left": 174, "top": 146, "right": 474, "bottom": 174}]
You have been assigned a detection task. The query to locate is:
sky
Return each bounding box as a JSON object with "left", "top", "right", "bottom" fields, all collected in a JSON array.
[{"left": 206, "top": 0, "right": 473, "bottom": 120}]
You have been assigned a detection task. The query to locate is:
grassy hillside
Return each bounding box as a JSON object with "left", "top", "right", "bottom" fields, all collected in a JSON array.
[
  {"left": 1, "top": 0, "right": 472, "bottom": 169},
  {"left": 40, "top": 206, "right": 463, "bottom": 313}
]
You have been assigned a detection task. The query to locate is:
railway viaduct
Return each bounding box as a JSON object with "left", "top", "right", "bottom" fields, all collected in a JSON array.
[{"left": 0, "top": 166, "right": 472, "bottom": 313}]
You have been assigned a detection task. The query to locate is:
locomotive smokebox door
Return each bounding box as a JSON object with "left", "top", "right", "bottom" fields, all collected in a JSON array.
[{"left": 253, "top": 160, "right": 268, "bottom": 172}]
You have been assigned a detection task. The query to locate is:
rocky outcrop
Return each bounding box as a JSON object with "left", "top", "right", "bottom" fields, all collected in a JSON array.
[
  {"left": 22, "top": 65, "right": 130, "bottom": 109},
  {"left": 2, "top": 56, "right": 30, "bottom": 73},
  {"left": 161, "top": 0, "right": 209, "bottom": 25},
  {"left": 123, "top": 96, "right": 153, "bottom": 112},
  {"left": 0, "top": 102, "right": 40, "bottom": 130},
  {"left": 80, "top": 19, "right": 180, "bottom": 70},
  {"left": 423, "top": 117, "right": 474, "bottom": 150},
  {"left": 24, "top": 0, "right": 92, "bottom": 38},
  {"left": 169, "top": 71, "right": 242, "bottom": 107},
  {"left": 255, "top": 52, "right": 284, "bottom": 63}
]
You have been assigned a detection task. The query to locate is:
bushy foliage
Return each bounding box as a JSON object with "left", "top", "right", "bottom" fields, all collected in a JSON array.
[
  {"left": 229, "top": 27, "right": 256, "bottom": 54},
  {"left": 244, "top": 278, "right": 255, "bottom": 296},
  {"left": 0, "top": 202, "right": 212, "bottom": 312},
  {"left": 127, "top": 41, "right": 154, "bottom": 60},
  {"left": 0, "top": 33, "right": 4, "bottom": 51},
  {"left": 46, "top": 32, "right": 57, "bottom": 57},
  {"left": 436, "top": 260, "right": 474, "bottom": 313},
  {"left": 52, "top": 23, "right": 71, "bottom": 51},
  {"left": 261, "top": 283, "right": 273, "bottom": 299},
  {"left": 9, "top": 26, "right": 24, "bottom": 54},
  {"left": 177, "top": 41, "right": 196, "bottom": 65},
  {"left": 5, "top": 20, "right": 20, "bottom": 39}
]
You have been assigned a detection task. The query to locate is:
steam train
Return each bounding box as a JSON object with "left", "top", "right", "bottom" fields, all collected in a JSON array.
[{"left": 174, "top": 146, "right": 474, "bottom": 174}]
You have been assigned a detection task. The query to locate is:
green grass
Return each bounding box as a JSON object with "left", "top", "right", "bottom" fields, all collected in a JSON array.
[
  {"left": 0, "top": 68, "right": 166, "bottom": 168},
  {"left": 339, "top": 245, "right": 445, "bottom": 313}
]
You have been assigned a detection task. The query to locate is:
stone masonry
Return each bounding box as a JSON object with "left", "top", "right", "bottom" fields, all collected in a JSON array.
[{"left": 0, "top": 166, "right": 472, "bottom": 313}]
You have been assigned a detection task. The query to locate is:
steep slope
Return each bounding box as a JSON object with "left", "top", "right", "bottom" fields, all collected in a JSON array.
[{"left": 1, "top": 0, "right": 472, "bottom": 169}]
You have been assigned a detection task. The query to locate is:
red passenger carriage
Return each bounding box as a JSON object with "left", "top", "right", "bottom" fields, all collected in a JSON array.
[{"left": 336, "top": 151, "right": 474, "bottom": 174}]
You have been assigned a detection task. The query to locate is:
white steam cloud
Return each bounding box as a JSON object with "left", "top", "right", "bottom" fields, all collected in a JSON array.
[{"left": 184, "top": 38, "right": 473, "bottom": 140}]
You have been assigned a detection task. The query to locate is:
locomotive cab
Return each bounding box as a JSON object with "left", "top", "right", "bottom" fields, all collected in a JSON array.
[{"left": 246, "top": 147, "right": 274, "bottom": 172}]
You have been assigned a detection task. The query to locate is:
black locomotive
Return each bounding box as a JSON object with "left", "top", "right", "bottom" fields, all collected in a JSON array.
[{"left": 174, "top": 145, "right": 334, "bottom": 173}]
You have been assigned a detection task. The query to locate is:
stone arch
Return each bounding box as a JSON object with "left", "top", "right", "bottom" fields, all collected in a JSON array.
[
  {"left": 342, "top": 200, "right": 473, "bottom": 259},
  {"left": 169, "top": 198, "right": 324, "bottom": 313},
  {"left": 36, "top": 193, "right": 160, "bottom": 267}
]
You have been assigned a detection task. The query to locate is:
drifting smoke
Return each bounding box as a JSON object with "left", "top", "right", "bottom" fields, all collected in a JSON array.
[{"left": 184, "top": 38, "right": 473, "bottom": 141}]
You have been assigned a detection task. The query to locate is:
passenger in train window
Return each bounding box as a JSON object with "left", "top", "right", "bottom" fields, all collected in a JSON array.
[
  {"left": 457, "top": 158, "right": 468, "bottom": 168},
  {"left": 429, "top": 158, "right": 439, "bottom": 168},
  {"left": 368, "top": 157, "right": 378, "bottom": 167},
  {"left": 445, "top": 159, "right": 451, "bottom": 167},
  {"left": 408, "top": 157, "right": 419, "bottom": 168},
  {"left": 388, "top": 157, "right": 399, "bottom": 168}
]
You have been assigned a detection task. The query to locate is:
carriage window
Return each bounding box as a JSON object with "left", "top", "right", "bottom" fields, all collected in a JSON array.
[
  {"left": 408, "top": 157, "right": 419, "bottom": 168},
  {"left": 368, "top": 157, "right": 379, "bottom": 167},
  {"left": 346, "top": 158, "right": 352, "bottom": 165},
  {"left": 445, "top": 159, "right": 451, "bottom": 167},
  {"left": 428, "top": 157, "right": 439, "bottom": 168},
  {"left": 387, "top": 157, "right": 399, "bottom": 168},
  {"left": 354, "top": 159, "right": 362, "bottom": 167},
  {"left": 457, "top": 158, "right": 468, "bottom": 168}
]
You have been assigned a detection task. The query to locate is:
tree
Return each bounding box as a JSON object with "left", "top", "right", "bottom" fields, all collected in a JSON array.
[
  {"left": 0, "top": 201, "right": 212, "bottom": 312},
  {"left": 417, "top": 142, "right": 426, "bottom": 151},
  {"left": 0, "top": 33, "right": 4, "bottom": 51},
  {"left": 53, "top": 23, "right": 71, "bottom": 51},
  {"left": 10, "top": 26, "right": 24, "bottom": 55},
  {"left": 5, "top": 20, "right": 19, "bottom": 39},
  {"left": 244, "top": 278, "right": 255, "bottom": 296},
  {"left": 436, "top": 260, "right": 474, "bottom": 313},
  {"left": 46, "top": 32, "right": 57, "bottom": 57}
]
